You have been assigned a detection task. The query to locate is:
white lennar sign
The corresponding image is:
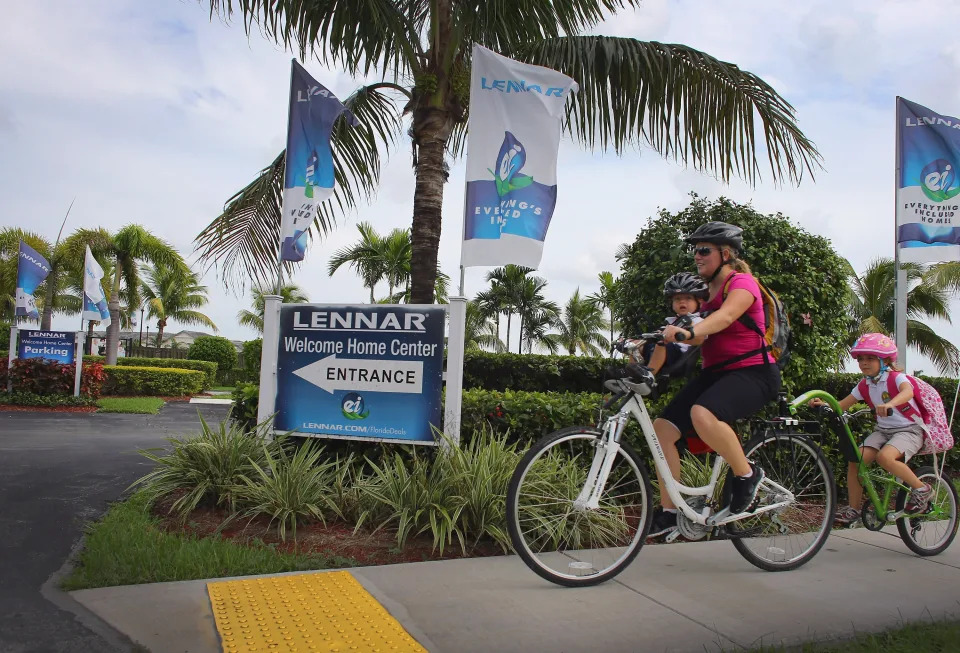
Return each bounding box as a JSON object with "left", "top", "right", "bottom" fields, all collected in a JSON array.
[{"left": 292, "top": 354, "right": 424, "bottom": 394}]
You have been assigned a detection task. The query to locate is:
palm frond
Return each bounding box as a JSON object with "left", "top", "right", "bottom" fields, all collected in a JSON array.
[
  {"left": 513, "top": 37, "right": 821, "bottom": 185},
  {"left": 206, "top": 0, "right": 422, "bottom": 78}
]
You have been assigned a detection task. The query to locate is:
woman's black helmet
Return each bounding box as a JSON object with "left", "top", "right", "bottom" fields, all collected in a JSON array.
[
  {"left": 664, "top": 272, "right": 709, "bottom": 300},
  {"left": 685, "top": 221, "right": 743, "bottom": 254}
]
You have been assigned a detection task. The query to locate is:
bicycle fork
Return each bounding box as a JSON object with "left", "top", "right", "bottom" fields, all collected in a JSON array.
[{"left": 573, "top": 415, "right": 628, "bottom": 510}]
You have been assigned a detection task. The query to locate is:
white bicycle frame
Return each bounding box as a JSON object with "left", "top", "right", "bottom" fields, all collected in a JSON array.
[{"left": 575, "top": 383, "right": 796, "bottom": 533}]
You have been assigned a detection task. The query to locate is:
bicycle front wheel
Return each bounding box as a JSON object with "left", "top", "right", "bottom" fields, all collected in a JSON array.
[
  {"left": 506, "top": 426, "right": 652, "bottom": 587},
  {"left": 729, "top": 432, "right": 836, "bottom": 571},
  {"left": 895, "top": 465, "right": 959, "bottom": 556}
]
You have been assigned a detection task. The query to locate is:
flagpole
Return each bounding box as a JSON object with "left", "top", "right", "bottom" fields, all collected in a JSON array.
[{"left": 894, "top": 96, "right": 908, "bottom": 364}]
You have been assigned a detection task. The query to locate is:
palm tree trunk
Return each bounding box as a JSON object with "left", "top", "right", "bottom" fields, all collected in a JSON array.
[
  {"left": 105, "top": 265, "right": 122, "bottom": 365},
  {"left": 86, "top": 320, "right": 95, "bottom": 355},
  {"left": 409, "top": 106, "right": 453, "bottom": 305},
  {"left": 518, "top": 315, "right": 525, "bottom": 354},
  {"left": 40, "top": 266, "right": 58, "bottom": 331},
  {"left": 506, "top": 313, "right": 512, "bottom": 352},
  {"left": 368, "top": 284, "right": 375, "bottom": 303},
  {"left": 156, "top": 319, "right": 166, "bottom": 349},
  {"left": 610, "top": 310, "right": 615, "bottom": 358}
]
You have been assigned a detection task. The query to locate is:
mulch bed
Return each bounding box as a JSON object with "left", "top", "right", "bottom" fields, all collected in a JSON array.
[{"left": 151, "top": 495, "right": 505, "bottom": 566}]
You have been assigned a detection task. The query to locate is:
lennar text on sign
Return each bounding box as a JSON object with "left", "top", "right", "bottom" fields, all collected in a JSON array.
[
  {"left": 292, "top": 354, "right": 424, "bottom": 395},
  {"left": 291, "top": 309, "right": 428, "bottom": 332}
]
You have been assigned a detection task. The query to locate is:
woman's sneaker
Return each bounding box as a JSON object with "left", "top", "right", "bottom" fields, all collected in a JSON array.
[
  {"left": 905, "top": 483, "right": 933, "bottom": 513},
  {"left": 647, "top": 508, "right": 677, "bottom": 538},
  {"left": 729, "top": 463, "right": 765, "bottom": 514},
  {"left": 834, "top": 505, "right": 860, "bottom": 526}
]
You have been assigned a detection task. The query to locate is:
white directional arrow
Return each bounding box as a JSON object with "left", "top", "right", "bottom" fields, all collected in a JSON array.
[{"left": 292, "top": 354, "right": 423, "bottom": 394}]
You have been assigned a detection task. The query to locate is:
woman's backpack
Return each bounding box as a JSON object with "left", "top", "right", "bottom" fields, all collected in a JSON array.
[{"left": 855, "top": 374, "right": 954, "bottom": 455}]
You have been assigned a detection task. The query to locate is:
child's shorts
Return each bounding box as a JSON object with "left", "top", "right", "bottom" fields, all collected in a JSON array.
[{"left": 863, "top": 424, "right": 926, "bottom": 460}]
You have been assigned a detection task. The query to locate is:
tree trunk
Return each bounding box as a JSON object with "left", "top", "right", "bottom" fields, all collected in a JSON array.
[
  {"left": 156, "top": 318, "right": 166, "bottom": 349},
  {"left": 409, "top": 107, "right": 453, "bottom": 305},
  {"left": 368, "top": 284, "right": 375, "bottom": 303},
  {"left": 86, "top": 320, "right": 95, "bottom": 355},
  {"left": 505, "top": 313, "right": 512, "bottom": 352},
  {"left": 105, "top": 266, "right": 122, "bottom": 365},
  {"left": 610, "top": 310, "right": 615, "bottom": 358},
  {"left": 517, "top": 315, "right": 524, "bottom": 354}
]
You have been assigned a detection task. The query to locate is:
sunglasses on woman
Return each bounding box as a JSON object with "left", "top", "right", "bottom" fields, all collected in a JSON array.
[{"left": 690, "top": 246, "right": 718, "bottom": 257}]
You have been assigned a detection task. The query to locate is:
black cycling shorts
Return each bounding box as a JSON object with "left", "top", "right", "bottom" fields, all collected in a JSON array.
[{"left": 660, "top": 363, "right": 781, "bottom": 434}]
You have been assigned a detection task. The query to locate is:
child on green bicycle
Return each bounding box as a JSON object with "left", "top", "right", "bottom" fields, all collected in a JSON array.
[{"left": 810, "top": 333, "right": 932, "bottom": 525}]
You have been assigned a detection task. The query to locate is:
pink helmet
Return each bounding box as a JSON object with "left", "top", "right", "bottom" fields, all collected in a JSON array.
[{"left": 850, "top": 333, "right": 898, "bottom": 361}]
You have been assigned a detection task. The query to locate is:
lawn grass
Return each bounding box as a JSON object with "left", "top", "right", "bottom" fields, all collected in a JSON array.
[
  {"left": 62, "top": 492, "right": 357, "bottom": 590},
  {"left": 748, "top": 618, "right": 960, "bottom": 652},
  {"left": 96, "top": 397, "right": 166, "bottom": 414},
  {"left": 211, "top": 386, "right": 236, "bottom": 392}
]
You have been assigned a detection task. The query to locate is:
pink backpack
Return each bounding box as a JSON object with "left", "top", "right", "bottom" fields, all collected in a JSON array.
[{"left": 856, "top": 374, "right": 954, "bottom": 455}]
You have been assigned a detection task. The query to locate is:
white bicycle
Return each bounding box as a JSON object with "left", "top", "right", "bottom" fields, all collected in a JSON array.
[{"left": 505, "top": 333, "right": 836, "bottom": 586}]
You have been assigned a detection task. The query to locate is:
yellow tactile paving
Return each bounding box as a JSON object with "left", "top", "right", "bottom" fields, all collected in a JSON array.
[{"left": 207, "top": 571, "right": 427, "bottom": 653}]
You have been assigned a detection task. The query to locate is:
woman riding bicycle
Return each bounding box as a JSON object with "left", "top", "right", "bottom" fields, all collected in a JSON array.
[{"left": 649, "top": 221, "right": 782, "bottom": 538}]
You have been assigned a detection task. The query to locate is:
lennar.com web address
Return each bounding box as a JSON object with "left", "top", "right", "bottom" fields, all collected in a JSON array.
[{"left": 302, "top": 423, "right": 407, "bottom": 435}]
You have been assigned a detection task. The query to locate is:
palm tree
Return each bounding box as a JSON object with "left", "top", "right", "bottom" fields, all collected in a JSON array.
[
  {"left": 484, "top": 265, "right": 532, "bottom": 350},
  {"left": 848, "top": 257, "right": 960, "bottom": 374},
  {"left": 140, "top": 264, "right": 217, "bottom": 347},
  {"left": 588, "top": 271, "right": 618, "bottom": 357},
  {"left": 196, "top": 1, "right": 820, "bottom": 303},
  {"left": 328, "top": 222, "right": 389, "bottom": 302},
  {"left": 238, "top": 283, "right": 309, "bottom": 334},
  {"left": 521, "top": 308, "right": 562, "bottom": 354},
  {"left": 77, "top": 226, "right": 188, "bottom": 365},
  {"left": 514, "top": 274, "right": 559, "bottom": 354},
  {"left": 464, "top": 300, "right": 504, "bottom": 352},
  {"left": 550, "top": 288, "right": 610, "bottom": 356}
]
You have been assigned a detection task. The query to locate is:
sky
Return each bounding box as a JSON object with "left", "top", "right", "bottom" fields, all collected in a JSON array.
[{"left": 2, "top": 0, "right": 960, "bottom": 375}]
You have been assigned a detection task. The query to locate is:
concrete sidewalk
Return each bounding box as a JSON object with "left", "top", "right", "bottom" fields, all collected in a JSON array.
[{"left": 70, "top": 527, "right": 960, "bottom": 653}]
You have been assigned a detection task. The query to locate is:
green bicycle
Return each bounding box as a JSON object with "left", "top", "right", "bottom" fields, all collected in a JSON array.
[{"left": 790, "top": 390, "right": 959, "bottom": 556}]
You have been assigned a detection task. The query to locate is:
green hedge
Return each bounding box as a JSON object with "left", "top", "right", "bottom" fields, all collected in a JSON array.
[
  {"left": 86, "top": 356, "right": 217, "bottom": 390},
  {"left": 0, "top": 391, "right": 97, "bottom": 407},
  {"left": 463, "top": 350, "right": 617, "bottom": 393},
  {"left": 103, "top": 366, "right": 205, "bottom": 397}
]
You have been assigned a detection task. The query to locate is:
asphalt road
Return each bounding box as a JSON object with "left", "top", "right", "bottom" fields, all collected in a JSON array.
[{"left": 0, "top": 402, "right": 230, "bottom": 653}]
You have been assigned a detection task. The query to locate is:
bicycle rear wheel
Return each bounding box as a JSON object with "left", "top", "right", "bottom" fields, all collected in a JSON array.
[
  {"left": 895, "top": 465, "right": 959, "bottom": 556},
  {"left": 728, "top": 432, "right": 836, "bottom": 571},
  {"left": 506, "top": 426, "right": 652, "bottom": 587}
]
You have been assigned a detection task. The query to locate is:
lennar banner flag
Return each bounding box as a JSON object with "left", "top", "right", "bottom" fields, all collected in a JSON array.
[
  {"left": 461, "top": 44, "right": 579, "bottom": 268},
  {"left": 82, "top": 245, "right": 110, "bottom": 326},
  {"left": 897, "top": 97, "right": 960, "bottom": 262},
  {"left": 279, "top": 59, "right": 358, "bottom": 262},
  {"left": 15, "top": 240, "right": 51, "bottom": 319}
]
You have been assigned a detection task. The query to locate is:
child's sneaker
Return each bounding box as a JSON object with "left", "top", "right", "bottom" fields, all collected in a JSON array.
[
  {"left": 905, "top": 483, "right": 933, "bottom": 513},
  {"left": 834, "top": 505, "right": 860, "bottom": 525}
]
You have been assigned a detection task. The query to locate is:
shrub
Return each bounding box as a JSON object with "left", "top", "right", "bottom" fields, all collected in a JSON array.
[
  {"left": 103, "top": 365, "right": 205, "bottom": 396},
  {"left": 230, "top": 383, "right": 261, "bottom": 431},
  {"left": 231, "top": 440, "right": 342, "bottom": 541},
  {"left": 189, "top": 336, "right": 237, "bottom": 373},
  {"left": 0, "top": 322, "right": 9, "bottom": 350},
  {"left": 133, "top": 417, "right": 277, "bottom": 519},
  {"left": 617, "top": 195, "right": 852, "bottom": 391},
  {"left": 0, "top": 391, "right": 97, "bottom": 407},
  {"left": 86, "top": 355, "right": 218, "bottom": 390},
  {"left": 242, "top": 339, "right": 262, "bottom": 382},
  {"left": 355, "top": 429, "right": 523, "bottom": 554},
  {"left": 2, "top": 358, "right": 104, "bottom": 398},
  {"left": 462, "top": 350, "right": 616, "bottom": 393}
]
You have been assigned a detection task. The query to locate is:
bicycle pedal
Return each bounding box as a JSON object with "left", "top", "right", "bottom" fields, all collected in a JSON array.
[{"left": 664, "top": 529, "right": 682, "bottom": 544}]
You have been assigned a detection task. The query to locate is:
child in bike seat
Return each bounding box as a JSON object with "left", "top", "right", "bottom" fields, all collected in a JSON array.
[
  {"left": 627, "top": 272, "right": 707, "bottom": 377},
  {"left": 809, "top": 333, "right": 932, "bottom": 525}
]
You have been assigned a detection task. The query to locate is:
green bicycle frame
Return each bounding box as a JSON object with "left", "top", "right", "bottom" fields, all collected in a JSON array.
[{"left": 789, "top": 390, "right": 911, "bottom": 519}]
